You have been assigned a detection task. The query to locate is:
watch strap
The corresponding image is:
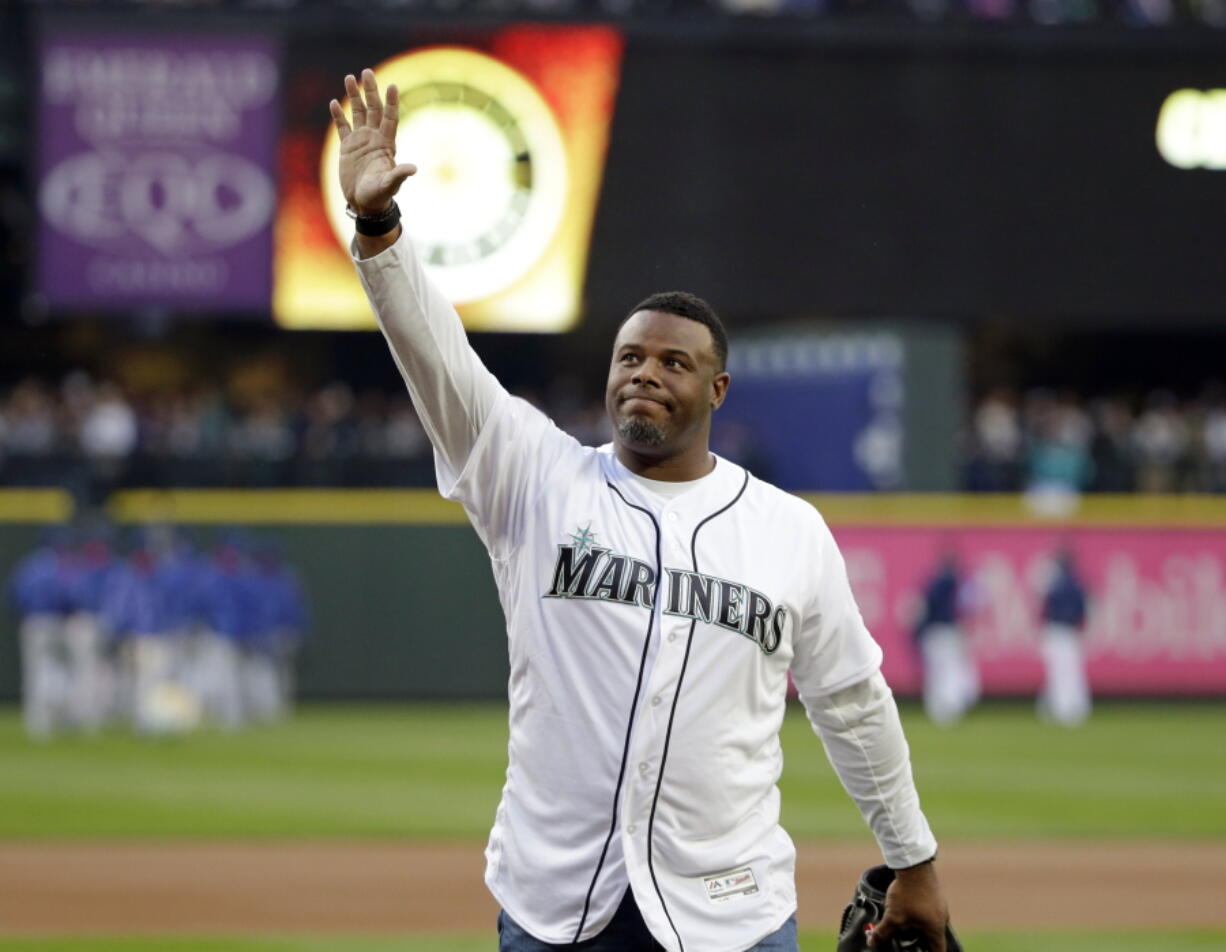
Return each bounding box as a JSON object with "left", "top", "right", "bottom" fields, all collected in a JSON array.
[{"left": 346, "top": 200, "right": 401, "bottom": 237}]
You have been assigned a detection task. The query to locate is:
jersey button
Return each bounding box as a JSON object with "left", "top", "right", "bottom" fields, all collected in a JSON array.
[
  {"left": 627, "top": 824, "right": 637, "bottom": 835},
  {"left": 651, "top": 695, "right": 662, "bottom": 706},
  {"left": 639, "top": 761, "right": 649, "bottom": 773},
  {"left": 667, "top": 632, "right": 677, "bottom": 643},
  {"left": 666, "top": 511, "right": 679, "bottom": 522}
]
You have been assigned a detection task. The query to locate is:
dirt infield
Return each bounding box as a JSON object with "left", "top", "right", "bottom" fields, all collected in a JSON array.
[{"left": 2, "top": 840, "right": 1222, "bottom": 935}]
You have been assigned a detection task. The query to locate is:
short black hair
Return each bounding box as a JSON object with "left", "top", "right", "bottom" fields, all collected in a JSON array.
[{"left": 622, "top": 291, "right": 728, "bottom": 372}]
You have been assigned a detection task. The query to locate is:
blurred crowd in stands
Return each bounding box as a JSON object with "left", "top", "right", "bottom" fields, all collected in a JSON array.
[
  {"left": 0, "top": 372, "right": 612, "bottom": 499},
  {"left": 5, "top": 522, "right": 307, "bottom": 738},
  {"left": 0, "top": 373, "right": 435, "bottom": 497},
  {"left": 13, "top": 0, "right": 1226, "bottom": 27},
  {"left": 963, "top": 384, "right": 1226, "bottom": 495},
  {"left": 4, "top": 372, "right": 1226, "bottom": 496}
]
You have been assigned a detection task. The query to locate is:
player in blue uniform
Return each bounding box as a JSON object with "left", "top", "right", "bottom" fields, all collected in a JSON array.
[
  {"left": 913, "top": 550, "right": 979, "bottom": 725},
  {"left": 192, "top": 534, "right": 255, "bottom": 729},
  {"left": 63, "top": 524, "right": 119, "bottom": 731},
  {"left": 7, "top": 528, "right": 75, "bottom": 738},
  {"left": 249, "top": 540, "right": 308, "bottom": 719},
  {"left": 103, "top": 536, "right": 179, "bottom": 733},
  {"left": 1038, "top": 547, "right": 1091, "bottom": 725}
]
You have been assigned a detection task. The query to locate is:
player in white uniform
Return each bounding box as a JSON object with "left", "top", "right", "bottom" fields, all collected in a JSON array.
[{"left": 330, "top": 70, "right": 951, "bottom": 952}]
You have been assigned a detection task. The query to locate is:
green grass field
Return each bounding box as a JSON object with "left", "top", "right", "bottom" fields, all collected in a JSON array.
[
  {"left": 3, "top": 701, "right": 1225, "bottom": 951},
  {"left": 2, "top": 700, "right": 1224, "bottom": 840}
]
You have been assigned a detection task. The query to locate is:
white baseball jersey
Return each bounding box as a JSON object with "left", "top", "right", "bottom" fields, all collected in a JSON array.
[{"left": 355, "top": 236, "right": 937, "bottom": 952}]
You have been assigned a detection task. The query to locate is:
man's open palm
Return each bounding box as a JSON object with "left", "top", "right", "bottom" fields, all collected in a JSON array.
[{"left": 329, "top": 69, "right": 417, "bottom": 217}]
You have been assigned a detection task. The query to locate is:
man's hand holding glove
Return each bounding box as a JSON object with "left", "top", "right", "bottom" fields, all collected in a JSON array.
[{"left": 837, "top": 862, "right": 962, "bottom": 952}]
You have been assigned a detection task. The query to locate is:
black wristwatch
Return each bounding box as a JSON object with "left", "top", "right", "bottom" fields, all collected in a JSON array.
[{"left": 346, "top": 200, "right": 401, "bottom": 237}]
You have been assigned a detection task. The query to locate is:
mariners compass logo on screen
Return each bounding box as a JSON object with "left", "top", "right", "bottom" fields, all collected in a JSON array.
[{"left": 544, "top": 524, "right": 788, "bottom": 654}]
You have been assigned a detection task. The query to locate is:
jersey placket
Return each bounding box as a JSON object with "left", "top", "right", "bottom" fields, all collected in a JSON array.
[
  {"left": 624, "top": 504, "right": 692, "bottom": 810},
  {"left": 619, "top": 501, "right": 700, "bottom": 949}
]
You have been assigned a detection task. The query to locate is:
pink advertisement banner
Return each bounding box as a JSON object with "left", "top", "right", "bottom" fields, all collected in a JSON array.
[{"left": 832, "top": 526, "right": 1226, "bottom": 696}]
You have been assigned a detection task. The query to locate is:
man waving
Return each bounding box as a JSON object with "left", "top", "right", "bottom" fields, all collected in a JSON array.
[{"left": 331, "top": 68, "right": 951, "bottom": 952}]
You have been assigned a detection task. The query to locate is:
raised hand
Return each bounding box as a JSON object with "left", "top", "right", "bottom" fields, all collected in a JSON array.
[{"left": 329, "top": 69, "right": 417, "bottom": 218}]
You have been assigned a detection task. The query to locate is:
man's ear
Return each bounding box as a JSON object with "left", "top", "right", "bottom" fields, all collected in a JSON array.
[{"left": 711, "top": 372, "right": 731, "bottom": 410}]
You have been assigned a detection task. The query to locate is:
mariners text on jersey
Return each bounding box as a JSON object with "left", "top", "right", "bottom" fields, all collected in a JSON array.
[{"left": 545, "top": 539, "right": 787, "bottom": 655}]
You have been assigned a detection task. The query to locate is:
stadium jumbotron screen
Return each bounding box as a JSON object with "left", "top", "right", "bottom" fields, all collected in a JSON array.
[{"left": 273, "top": 26, "right": 622, "bottom": 333}]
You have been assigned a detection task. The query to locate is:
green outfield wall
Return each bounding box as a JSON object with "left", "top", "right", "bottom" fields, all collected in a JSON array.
[
  {"left": 4, "top": 490, "right": 1226, "bottom": 702},
  {"left": 257, "top": 522, "right": 508, "bottom": 699}
]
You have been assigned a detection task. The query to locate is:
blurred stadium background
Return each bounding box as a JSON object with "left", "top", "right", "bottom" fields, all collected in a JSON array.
[{"left": 1, "top": 0, "right": 1225, "bottom": 948}]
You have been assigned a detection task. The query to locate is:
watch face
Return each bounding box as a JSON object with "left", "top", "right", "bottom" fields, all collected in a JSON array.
[{"left": 322, "top": 47, "right": 569, "bottom": 304}]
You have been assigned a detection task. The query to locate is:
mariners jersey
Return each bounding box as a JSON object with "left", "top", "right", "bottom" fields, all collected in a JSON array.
[{"left": 355, "top": 236, "right": 936, "bottom": 952}]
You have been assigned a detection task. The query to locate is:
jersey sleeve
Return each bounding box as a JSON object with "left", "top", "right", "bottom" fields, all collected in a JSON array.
[
  {"left": 789, "top": 511, "right": 883, "bottom": 699},
  {"left": 436, "top": 393, "right": 581, "bottom": 559},
  {"left": 352, "top": 234, "right": 579, "bottom": 560},
  {"left": 801, "top": 671, "right": 938, "bottom": 868},
  {"left": 352, "top": 233, "right": 504, "bottom": 482}
]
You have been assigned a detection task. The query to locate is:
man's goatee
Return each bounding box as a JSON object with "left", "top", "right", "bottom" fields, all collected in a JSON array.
[{"left": 618, "top": 418, "right": 666, "bottom": 447}]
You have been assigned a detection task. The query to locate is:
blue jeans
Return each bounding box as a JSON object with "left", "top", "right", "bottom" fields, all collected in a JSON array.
[{"left": 497, "top": 888, "right": 799, "bottom": 951}]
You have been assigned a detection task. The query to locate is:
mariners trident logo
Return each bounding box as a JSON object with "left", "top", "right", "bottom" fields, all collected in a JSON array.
[{"left": 545, "top": 524, "right": 787, "bottom": 655}]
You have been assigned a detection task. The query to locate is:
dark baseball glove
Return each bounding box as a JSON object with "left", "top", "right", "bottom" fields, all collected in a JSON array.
[{"left": 836, "top": 864, "right": 963, "bottom": 952}]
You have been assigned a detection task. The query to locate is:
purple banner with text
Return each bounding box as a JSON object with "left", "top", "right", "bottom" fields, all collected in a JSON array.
[{"left": 37, "top": 30, "right": 279, "bottom": 312}]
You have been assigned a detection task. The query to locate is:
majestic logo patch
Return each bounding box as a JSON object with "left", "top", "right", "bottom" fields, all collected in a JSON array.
[
  {"left": 702, "top": 866, "right": 760, "bottom": 903},
  {"left": 544, "top": 526, "right": 787, "bottom": 654}
]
